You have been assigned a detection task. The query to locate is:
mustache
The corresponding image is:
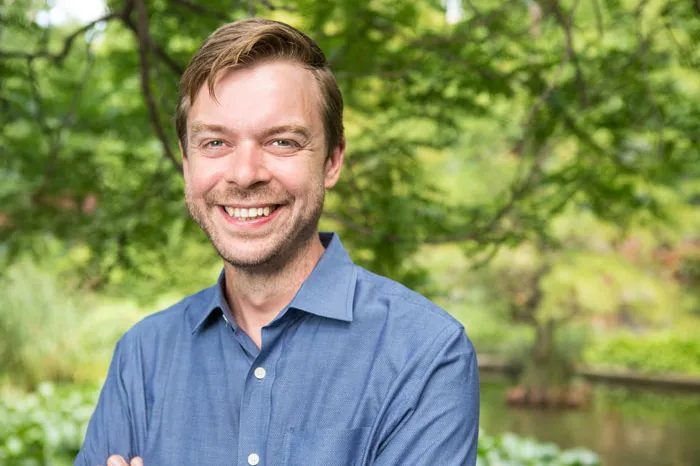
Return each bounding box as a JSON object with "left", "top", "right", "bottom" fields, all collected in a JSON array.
[{"left": 204, "top": 186, "right": 290, "bottom": 204}]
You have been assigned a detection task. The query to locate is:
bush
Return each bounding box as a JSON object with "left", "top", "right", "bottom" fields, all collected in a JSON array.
[
  {"left": 1, "top": 384, "right": 601, "bottom": 466},
  {"left": 0, "top": 383, "right": 97, "bottom": 465},
  {"left": 584, "top": 331, "right": 700, "bottom": 374},
  {"left": 0, "top": 261, "right": 85, "bottom": 387},
  {"left": 467, "top": 319, "right": 535, "bottom": 363},
  {"left": 0, "top": 261, "right": 145, "bottom": 387},
  {"left": 478, "top": 431, "right": 601, "bottom": 466}
]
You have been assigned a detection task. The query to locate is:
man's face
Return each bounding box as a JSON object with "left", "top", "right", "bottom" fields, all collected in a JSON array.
[{"left": 182, "top": 61, "right": 343, "bottom": 268}]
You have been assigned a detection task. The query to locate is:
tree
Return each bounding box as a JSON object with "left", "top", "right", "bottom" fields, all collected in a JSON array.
[{"left": 1, "top": 0, "right": 698, "bottom": 313}]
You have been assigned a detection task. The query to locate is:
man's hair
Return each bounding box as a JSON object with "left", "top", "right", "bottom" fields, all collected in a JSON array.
[{"left": 175, "top": 18, "right": 343, "bottom": 157}]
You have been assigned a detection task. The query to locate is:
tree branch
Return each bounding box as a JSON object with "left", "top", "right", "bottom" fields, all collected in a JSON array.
[
  {"left": 26, "top": 61, "right": 51, "bottom": 135},
  {"left": 257, "top": 0, "right": 297, "bottom": 12},
  {"left": 322, "top": 211, "right": 374, "bottom": 236},
  {"left": 544, "top": 0, "right": 588, "bottom": 106},
  {"left": 469, "top": 242, "right": 505, "bottom": 270},
  {"left": 121, "top": 15, "right": 184, "bottom": 75},
  {"left": 591, "top": 0, "right": 605, "bottom": 38},
  {"left": 0, "top": 12, "right": 120, "bottom": 62},
  {"left": 511, "top": 50, "right": 571, "bottom": 157},
  {"left": 169, "top": 0, "right": 230, "bottom": 19},
  {"left": 424, "top": 150, "right": 546, "bottom": 245},
  {"left": 36, "top": 42, "right": 96, "bottom": 194},
  {"left": 636, "top": 24, "right": 665, "bottom": 162},
  {"left": 149, "top": 39, "right": 184, "bottom": 76},
  {"left": 134, "top": 0, "right": 182, "bottom": 172}
]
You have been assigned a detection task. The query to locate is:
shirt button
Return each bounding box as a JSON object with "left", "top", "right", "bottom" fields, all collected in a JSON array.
[
  {"left": 254, "top": 367, "right": 266, "bottom": 380},
  {"left": 248, "top": 453, "right": 260, "bottom": 465}
]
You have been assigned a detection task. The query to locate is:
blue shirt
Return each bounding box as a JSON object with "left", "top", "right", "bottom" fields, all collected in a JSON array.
[{"left": 76, "top": 233, "right": 479, "bottom": 465}]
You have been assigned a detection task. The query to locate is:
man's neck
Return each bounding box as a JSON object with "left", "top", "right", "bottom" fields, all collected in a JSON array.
[{"left": 223, "top": 233, "right": 326, "bottom": 348}]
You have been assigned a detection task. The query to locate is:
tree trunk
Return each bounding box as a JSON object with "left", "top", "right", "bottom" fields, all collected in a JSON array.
[{"left": 514, "top": 318, "right": 575, "bottom": 406}]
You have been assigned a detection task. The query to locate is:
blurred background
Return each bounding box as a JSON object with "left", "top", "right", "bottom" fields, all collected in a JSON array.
[{"left": 1, "top": 0, "right": 699, "bottom": 464}]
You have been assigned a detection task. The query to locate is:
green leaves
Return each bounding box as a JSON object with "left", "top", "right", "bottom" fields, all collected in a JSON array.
[
  {"left": 0, "top": 383, "right": 98, "bottom": 464},
  {"left": 585, "top": 332, "right": 700, "bottom": 375},
  {"left": 477, "top": 431, "right": 601, "bottom": 466},
  {"left": 1, "top": 0, "right": 698, "bottom": 289}
]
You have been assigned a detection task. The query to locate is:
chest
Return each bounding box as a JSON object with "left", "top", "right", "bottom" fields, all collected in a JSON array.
[{"left": 139, "top": 320, "right": 393, "bottom": 465}]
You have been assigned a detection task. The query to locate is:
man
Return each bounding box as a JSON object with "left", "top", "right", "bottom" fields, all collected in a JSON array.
[{"left": 76, "top": 18, "right": 479, "bottom": 466}]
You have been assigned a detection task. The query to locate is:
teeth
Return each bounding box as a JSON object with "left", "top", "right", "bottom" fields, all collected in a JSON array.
[{"left": 224, "top": 205, "right": 277, "bottom": 220}]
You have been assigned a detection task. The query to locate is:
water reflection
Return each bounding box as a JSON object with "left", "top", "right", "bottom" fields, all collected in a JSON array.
[{"left": 479, "top": 374, "right": 700, "bottom": 466}]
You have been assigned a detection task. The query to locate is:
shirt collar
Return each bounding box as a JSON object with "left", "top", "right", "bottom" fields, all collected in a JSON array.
[
  {"left": 188, "top": 269, "right": 233, "bottom": 334},
  {"left": 189, "top": 232, "right": 357, "bottom": 333},
  {"left": 287, "top": 232, "right": 357, "bottom": 322}
]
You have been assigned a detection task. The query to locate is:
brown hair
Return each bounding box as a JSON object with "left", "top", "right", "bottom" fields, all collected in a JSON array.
[{"left": 175, "top": 18, "right": 343, "bottom": 157}]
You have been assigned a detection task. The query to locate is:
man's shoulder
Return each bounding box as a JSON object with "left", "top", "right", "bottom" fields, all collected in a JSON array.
[
  {"left": 120, "top": 286, "right": 215, "bottom": 343},
  {"left": 353, "top": 266, "right": 464, "bottom": 336}
]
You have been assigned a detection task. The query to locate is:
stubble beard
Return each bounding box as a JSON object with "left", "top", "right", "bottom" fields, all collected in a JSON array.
[{"left": 185, "top": 184, "right": 325, "bottom": 272}]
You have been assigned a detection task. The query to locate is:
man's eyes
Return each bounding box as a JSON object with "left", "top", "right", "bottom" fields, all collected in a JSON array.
[
  {"left": 270, "top": 139, "right": 297, "bottom": 148},
  {"left": 204, "top": 140, "right": 225, "bottom": 148},
  {"left": 197, "top": 138, "right": 300, "bottom": 152}
]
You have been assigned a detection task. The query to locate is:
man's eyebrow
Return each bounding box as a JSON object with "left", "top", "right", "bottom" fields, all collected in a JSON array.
[
  {"left": 188, "top": 122, "right": 233, "bottom": 137},
  {"left": 188, "top": 122, "right": 313, "bottom": 141},
  {"left": 259, "top": 125, "right": 312, "bottom": 140}
]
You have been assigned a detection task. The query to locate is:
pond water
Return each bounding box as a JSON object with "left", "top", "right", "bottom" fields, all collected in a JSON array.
[{"left": 480, "top": 374, "right": 700, "bottom": 466}]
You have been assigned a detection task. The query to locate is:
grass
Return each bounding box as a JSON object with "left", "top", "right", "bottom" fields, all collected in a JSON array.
[{"left": 0, "top": 261, "right": 148, "bottom": 388}]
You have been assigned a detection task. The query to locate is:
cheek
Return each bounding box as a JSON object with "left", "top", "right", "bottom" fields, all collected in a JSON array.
[
  {"left": 186, "top": 159, "right": 224, "bottom": 196},
  {"left": 270, "top": 157, "right": 325, "bottom": 193}
]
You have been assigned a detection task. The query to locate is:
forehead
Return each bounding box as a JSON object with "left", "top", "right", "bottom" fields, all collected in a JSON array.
[{"left": 188, "top": 61, "right": 323, "bottom": 133}]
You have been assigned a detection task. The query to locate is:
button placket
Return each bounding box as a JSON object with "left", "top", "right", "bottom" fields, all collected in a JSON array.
[
  {"left": 237, "top": 323, "right": 288, "bottom": 465},
  {"left": 238, "top": 352, "right": 277, "bottom": 465}
]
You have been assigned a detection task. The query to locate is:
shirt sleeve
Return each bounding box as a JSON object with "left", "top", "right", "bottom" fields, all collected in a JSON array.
[
  {"left": 74, "top": 338, "right": 142, "bottom": 466},
  {"left": 371, "top": 325, "right": 480, "bottom": 466}
]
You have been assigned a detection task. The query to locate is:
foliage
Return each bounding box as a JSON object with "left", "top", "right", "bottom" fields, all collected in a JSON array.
[
  {"left": 1, "top": 0, "right": 699, "bottom": 291},
  {"left": 0, "top": 260, "right": 88, "bottom": 387},
  {"left": 0, "top": 259, "right": 146, "bottom": 387},
  {"left": 584, "top": 331, "right": 700, "bottom": 375},
  {"left": 465, "top": 315, "right": 536, "bottom": 364},
  {"left": 1, "top": 2, "right": 697, "bottom": 461},
  {"left": 425, "top": 191, "right": 700, "bottom": 388},
  {"left": 477, "top": 431, "right": 600, "bottom": 466},
  {"left": 0, "top": 383, "right": 97, "bottom": 465}
]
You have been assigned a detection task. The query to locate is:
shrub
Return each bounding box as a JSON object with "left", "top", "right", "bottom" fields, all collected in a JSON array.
[
  {"left": 0, "top": 261, "right": 145, "bottom": 387},
  {"left": 478, "top": 431, "right": 601, "bottom": 466},
  {"left": 0, "top": 383, "right": 97, "bottom": 464},
  {"left": 584, "top": 331, "right": 700, "bottom": 374},
  {"left": 0, "top": 261, "right": 84, "bottom": 387}
]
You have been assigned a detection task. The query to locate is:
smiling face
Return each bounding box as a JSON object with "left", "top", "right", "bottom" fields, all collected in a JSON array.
[{"left": 182, "top": 60, "right": 344, "bottom": 269}]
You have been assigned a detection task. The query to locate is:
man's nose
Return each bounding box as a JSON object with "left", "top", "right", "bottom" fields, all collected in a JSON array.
[{"left": 224, "top": 141, "right": 270, "bottom": 188}]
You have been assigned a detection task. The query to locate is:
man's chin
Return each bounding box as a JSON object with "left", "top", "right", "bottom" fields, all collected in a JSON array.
[
  {"left": 215, "top": 241, "right": 283, "bottom": 270},
  {"left": 221, "top": 253, "right": 276, "bottom": 269}
]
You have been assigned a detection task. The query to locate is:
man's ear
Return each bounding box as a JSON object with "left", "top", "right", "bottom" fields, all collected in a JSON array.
[{"left": 324, "top": 138, "right": 345, "bottom": 189}]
